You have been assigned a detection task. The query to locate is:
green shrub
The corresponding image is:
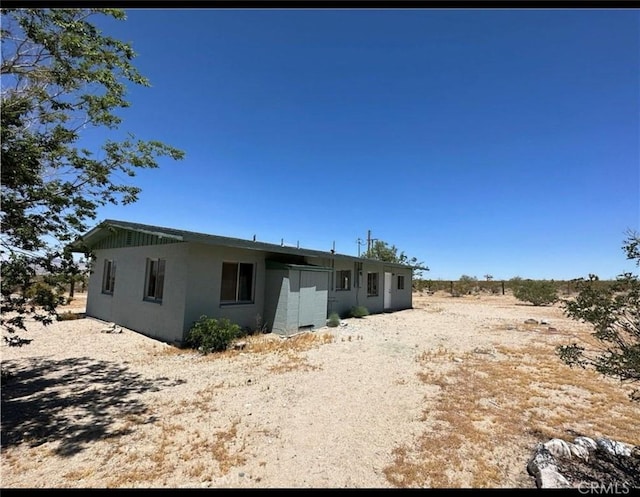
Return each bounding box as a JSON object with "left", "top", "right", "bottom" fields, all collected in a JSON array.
[
  {"left": 186, "top": 315, "right": 241, "bottom": 354},
  {"left": 512, "top": 279, "right": 558, "bottom": 306},
  {"left": 327, "top": 312, "right": 341, "bottom": 327},
  {"left": 350, "top": 306, "right": 369, "bottom": 318},
  {"left": 453, "top": 274, "right": 478, "bottom": 296}
]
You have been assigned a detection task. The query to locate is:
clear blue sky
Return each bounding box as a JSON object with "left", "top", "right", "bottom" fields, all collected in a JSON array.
[{"left": 87, "top": 8, "right": 639, "bottom": 281}]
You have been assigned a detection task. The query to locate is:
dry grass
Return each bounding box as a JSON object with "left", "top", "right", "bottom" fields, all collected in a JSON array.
[
  {"left": 383, "top": 342, "right": 638, "bottom": 488},
  {"left": 4, "top": 292, "right": 637, "bottom": 488},
  {"left": 96, "top": 416, "right": 247, "bottom": 487},
  {"left": 82, "top": 331, "right": 337, "bottom": 486},
  {"left": 56, "top": 311, "right": 85, "bottom": 321}
]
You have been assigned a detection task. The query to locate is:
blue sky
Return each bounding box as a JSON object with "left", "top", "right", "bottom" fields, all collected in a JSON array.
[{"left": 87, "top": 8, "right": 639, "bottom": 281}]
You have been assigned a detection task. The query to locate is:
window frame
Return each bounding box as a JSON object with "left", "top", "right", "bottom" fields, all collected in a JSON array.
[
  {"left": 397, "top": 275, "right": 405, "bottom": 290},
  {"left": 144, "top": 258, "right": 166, "bottom": 303},
  {"left": 335, "top": 269, "right": 351, "bottom": 291},
  {"left": 102, "top": 259, "right": 116, "bottom": 295},
  {"left": 354, "top": 262, "right": 363, "bottom": 288},
  {"left": 220, "top": 261, "right": 255, "bottom": 305},
  {"left": 367, "top": 272, "right": 379, "bottom": 297}
]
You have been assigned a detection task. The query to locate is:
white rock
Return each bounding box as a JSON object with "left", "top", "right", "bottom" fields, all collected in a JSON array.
[
  {"left": 569, "top": 443, "right": 590, "bottom": 462},
  {"left": 544, "top": 438, "right": 572, "bottom": 459},
  {"left": 596, "top": 437, "right": 632, "bottom": 457},
  {"left": 527, "top": 445, "right": 572, "bottom": 488},
  {"left": 574, "top": 436, "right": 597, "bottom": 452}
]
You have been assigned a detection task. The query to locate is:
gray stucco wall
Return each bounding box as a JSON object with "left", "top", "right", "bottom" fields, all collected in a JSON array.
[
  {"left": 182, "top": 243, "right": 266, "bottom": 339},
  {"left": 86, "top": 242, "right": 188, "bottom": 344},
  {"left": 263, "top": 268, "right": 289, "bottom": 334},
  {"left": 384, "top": 265, "right": 413, "bottom": 311},
  {"left": 305, "top": 256, "right": 413, "bottom": 317}
]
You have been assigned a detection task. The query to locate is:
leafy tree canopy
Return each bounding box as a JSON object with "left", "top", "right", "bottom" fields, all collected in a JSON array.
[
  {"left": 362, "top": 239, "right": 428, "bottom": 277},
  {"left": 557, "top": 230, "right": 640, "bottom": 402},
  {"left": 1, "top": 8, "right": 184, "bottom": 341}
]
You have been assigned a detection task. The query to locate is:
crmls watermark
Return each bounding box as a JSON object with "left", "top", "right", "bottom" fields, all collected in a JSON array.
[{"left": 578, "top": 482, "right": 631, "bottom": 494}]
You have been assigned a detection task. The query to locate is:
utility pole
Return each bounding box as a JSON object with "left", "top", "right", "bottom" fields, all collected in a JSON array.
[
  {"left": 356, "top": 238, "right": 365, "bottom": 256},
  {"left": 365, "top": 230, "right": 378, "bottom": 257}
]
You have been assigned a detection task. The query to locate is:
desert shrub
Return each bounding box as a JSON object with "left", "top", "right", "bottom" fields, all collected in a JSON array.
[
  {"left": 453, "top": 275, "right": 478, "bottom": 296},
  {"left": 186, "top": 315, "right": 241, "bottom": 354},
  {"left": 350, "top": 306, "right": 369, "bottom": 318},
  {"left": 513, "top": 279, "right": 558, "bottom": 306},
  {"left": 413, "top": 279, "right": 431, "bottom": 292},
  {"left": 506, "top": 276, "right": 524, "bottom": 293},
  {"left": 557, "top": 231, "right": 640, "bottom": 402},
  {"left": 56, "top": 311, "right": 82, "bottom": 321},
  {"left": 327, "top": 313, "right": 341, "bottom": 327},
  {"left": 24, "top": 280, "right": 66, "bottom": 306}
]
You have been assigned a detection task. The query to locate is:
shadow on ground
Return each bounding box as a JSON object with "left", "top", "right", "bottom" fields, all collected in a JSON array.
[{"left": 1, "top": 356, "right": 185, "bottom": 457}]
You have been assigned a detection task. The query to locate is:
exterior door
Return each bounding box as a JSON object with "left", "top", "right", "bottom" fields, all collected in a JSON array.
[
  {"left": 298, "top": 270, "right": 329, "bottom": 328},
  {"left": 298, "top": 271, "right": 316, "bottom": 327},
  {"left": 384, "top": 272, "right": 392, "bottom": 310}
]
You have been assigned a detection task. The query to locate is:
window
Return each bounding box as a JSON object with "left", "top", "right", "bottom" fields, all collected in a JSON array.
[
  {"left": 102, "top": 259, "right": 116, "bottom": 294},
  {"left": 221, "top": 262, "right": 254, "bottom": 304},
  {"left": 397, "top": 275, "right": 405, "bottom": 290},
  {"left": 336, "top": 270, "right": 351, "bottom": 291},
  {"left": 144, "top": 258, "right": 165, "bottom": 302},
  {"left": 367, "top": 272, "right": 379, "bottom": 297}
]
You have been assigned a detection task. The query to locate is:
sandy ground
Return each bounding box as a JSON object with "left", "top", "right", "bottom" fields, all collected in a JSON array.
[{"left": 1, "top": 291, "right": 637, "bottom": 488}]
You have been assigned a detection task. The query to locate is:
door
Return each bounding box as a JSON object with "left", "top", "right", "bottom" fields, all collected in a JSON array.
[
  {"left": 384, "top": 272, "right": 392, "bottom": 310},
  {"left": 297, "top": 270, "right": 328, "bottom": 329},
  {"left": 298, "top": 271, "right": 316, "bottom": 327}
]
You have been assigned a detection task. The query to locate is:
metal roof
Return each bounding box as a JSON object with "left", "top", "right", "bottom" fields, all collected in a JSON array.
[{"left": 73, "top": 219, "right": 423, "bottom": 270}]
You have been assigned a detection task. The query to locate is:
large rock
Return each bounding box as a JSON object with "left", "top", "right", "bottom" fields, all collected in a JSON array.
[{"left": 527, "top": 435, "right": 640, "bottom": 489}]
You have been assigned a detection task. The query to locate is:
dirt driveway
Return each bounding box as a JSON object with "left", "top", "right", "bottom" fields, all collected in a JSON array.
[{"left": 1, "top": 292, "right": 637, "bottom": 488}]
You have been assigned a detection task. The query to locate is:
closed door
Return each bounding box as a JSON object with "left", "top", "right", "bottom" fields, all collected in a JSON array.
[
  {"left": 298, "top": 270, "right": 328, "bottom": 328},
  {"left": 384, "top": 272, "right": 392, "bottom": 309}
]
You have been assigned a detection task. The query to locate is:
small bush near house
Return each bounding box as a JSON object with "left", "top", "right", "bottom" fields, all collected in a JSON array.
[
  {"left": 327, "top": 313, "right": 341, "bottom": 327},
  {"left": 513, "top": 279, "right": 559, "bottom": 306},
  {"left": 350, "top": 306, "right": 369, "bottom": 318},
  {"left": 56, "top": 311, "right": 83, "bottom": 321},
  {"left": 186, "top": 315, "right": 241, "bottom": 354}
]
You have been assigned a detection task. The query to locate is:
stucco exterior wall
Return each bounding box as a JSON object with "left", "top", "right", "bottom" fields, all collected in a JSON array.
[
  {"left": 264, "top": 269, "right": 289, "bottom": 334},
  {"left": 86, "top": 242, "right": 188, "bottom": 344},
  {"left": 84, "top": 232, "right": 414, "bottom": 345},
  {"left": 307, "top": 256, "right": 402, "bottom": 317},
  {"left": 384, "top": 265, "right": 413, "bottom": 311},
  {"left": 182, "top": 243, "right": 266, "bottom": 339}
]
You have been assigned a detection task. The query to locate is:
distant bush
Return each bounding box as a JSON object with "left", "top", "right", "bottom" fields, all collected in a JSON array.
[
  {"left": 327, "top": 312, "right": 341, "bottom": 327},
  {"left": 453, "top": 275, "right": 478, "bottom": 296},
  {"left": 413, "top": 279, "right": 431, "bottom": 292},
  {"left": 186, "top": 315, "right": 241, "bottom": 354},
  {"left": 350, "top": 306, "right": 369, "bottom": 318},
  {"left": 513, "top": 280, "right": 558, "bottom": 306}
]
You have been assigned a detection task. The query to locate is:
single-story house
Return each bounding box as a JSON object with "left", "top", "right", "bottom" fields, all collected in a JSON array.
[{"left": 71, "top": 219, "right": 420, "bottom": 345}]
